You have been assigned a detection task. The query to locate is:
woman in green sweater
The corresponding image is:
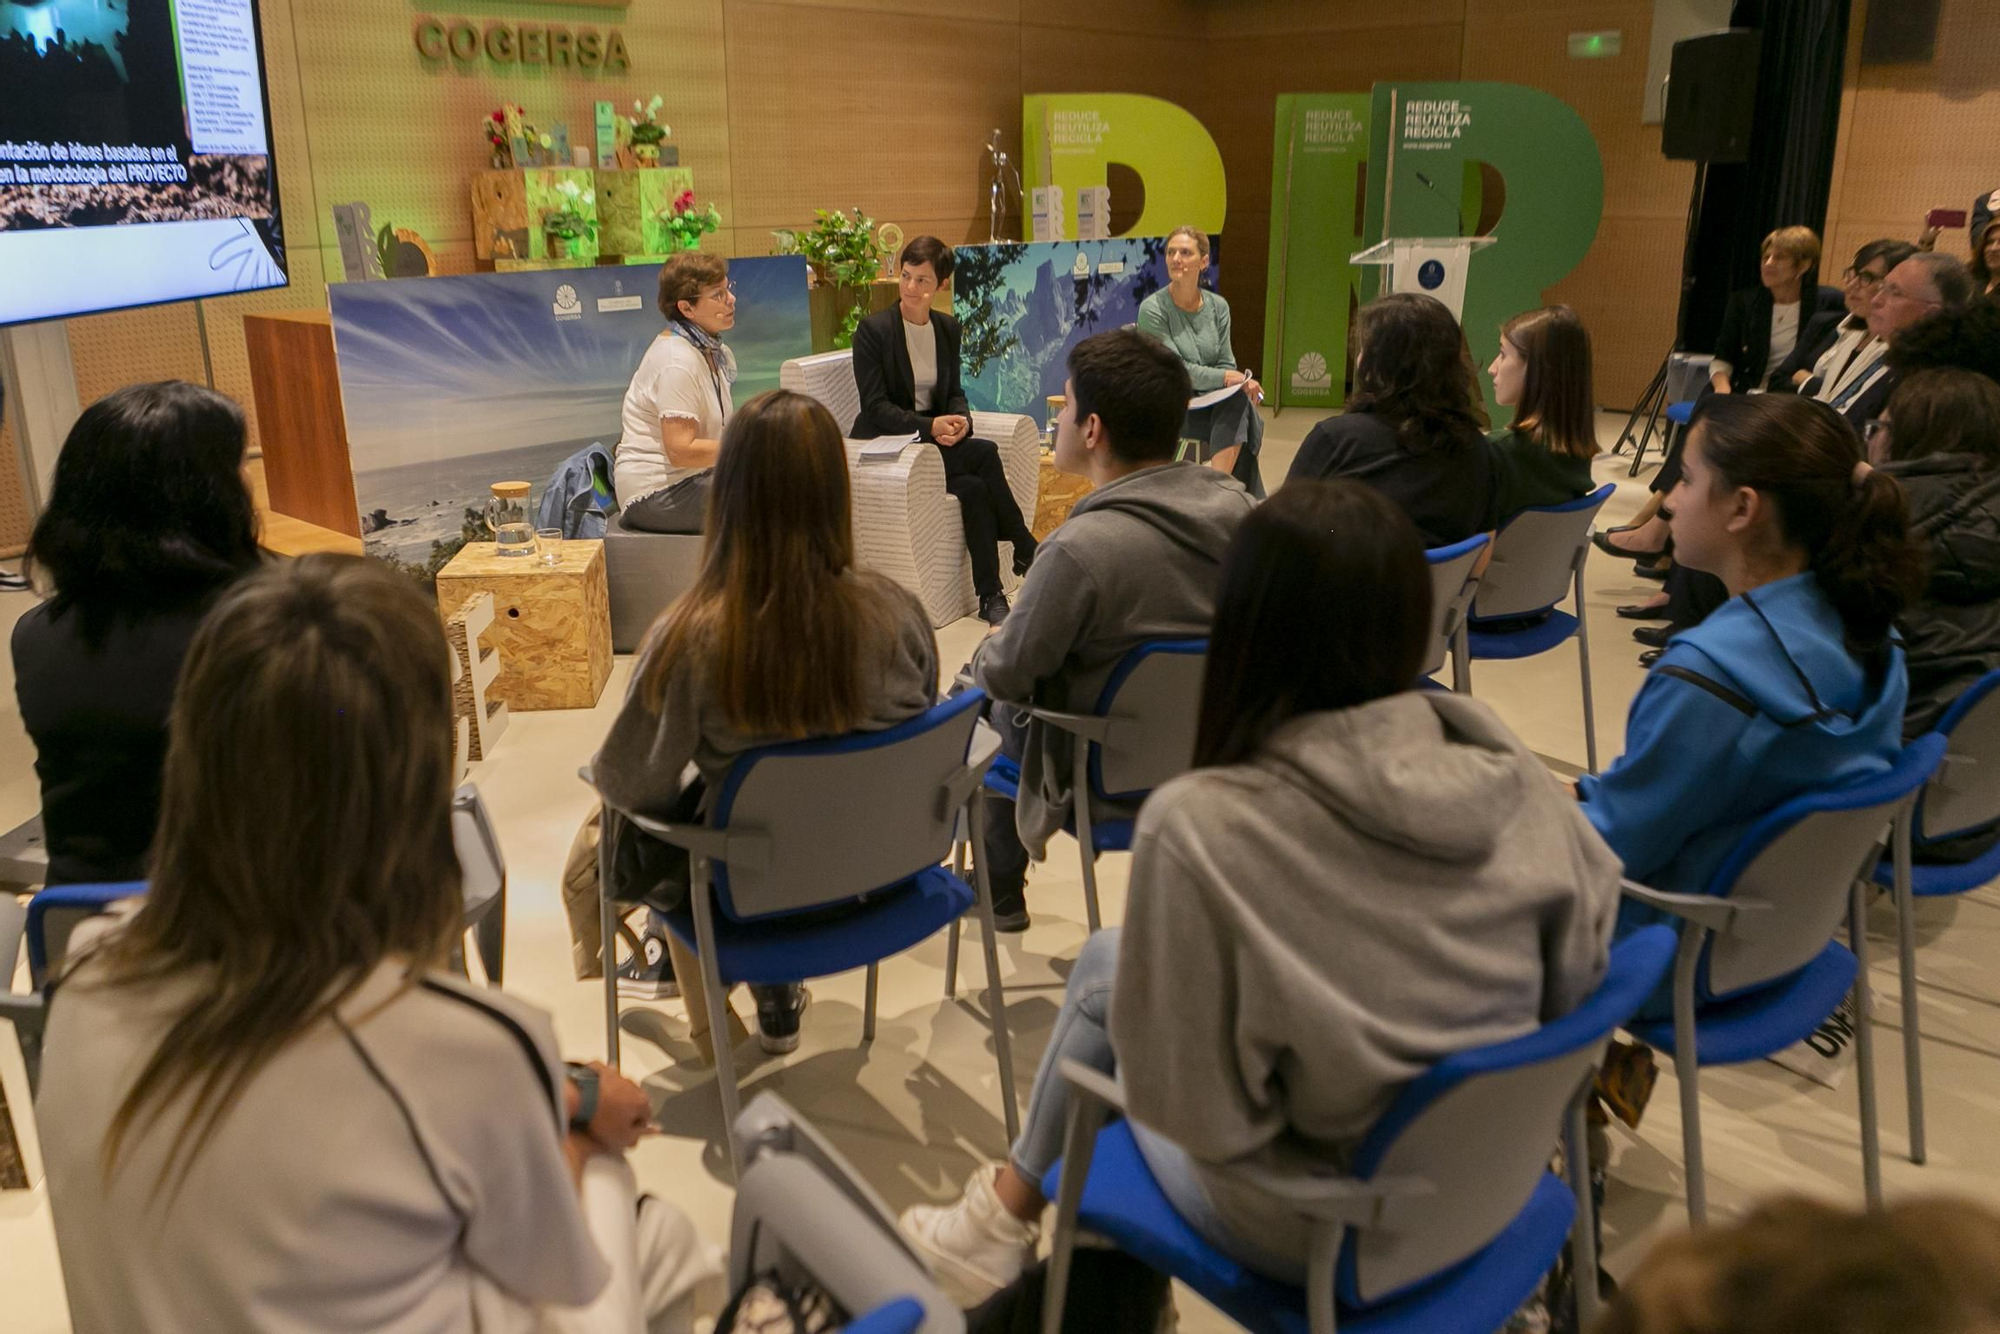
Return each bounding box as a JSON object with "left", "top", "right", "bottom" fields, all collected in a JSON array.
[
  {"left": 1137, "top": 225, "right": 1265, "bottom": 495},
  {"left": 1485, "top": 303, "right": 1600, "bottom": 521}
]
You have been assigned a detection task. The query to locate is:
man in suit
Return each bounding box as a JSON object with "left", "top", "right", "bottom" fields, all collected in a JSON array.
[
  {"left": 1817, "top": 252, "right": 1979, "bottom": 429},
  {"left": 851, "top": 235, "right": 1036, "bottom": 625}
]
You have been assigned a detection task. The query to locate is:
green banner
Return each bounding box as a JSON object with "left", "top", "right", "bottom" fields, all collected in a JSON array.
[
  {"left": 1021, "top": 94, "right": 1226, "bottom": 239},
  {"left": 1363, "top": 82, "right": 1603, "bottom": 421},
  {"left": 1262, "top": 94, "right": 1371, "bottom": 412}
]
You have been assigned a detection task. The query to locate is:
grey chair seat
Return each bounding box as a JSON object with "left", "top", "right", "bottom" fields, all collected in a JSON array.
[{"left": 603, "top": 510, "right": 705, "bottom": 652}]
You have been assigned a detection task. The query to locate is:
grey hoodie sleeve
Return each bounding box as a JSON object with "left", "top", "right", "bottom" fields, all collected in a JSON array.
[
  {"left": 1540, "top": 801, "right": 1623, "bottom": 1020},
  {"left": 970, "top": 543, "right": 1098, "bottom": 705},
  {"left": 591, "top": 657, "right": 702, "bottom": 818}
]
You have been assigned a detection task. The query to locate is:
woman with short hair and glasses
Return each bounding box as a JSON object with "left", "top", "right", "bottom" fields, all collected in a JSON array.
[{"left": 615, "top": 251, "right": 739, "bottom": 534}]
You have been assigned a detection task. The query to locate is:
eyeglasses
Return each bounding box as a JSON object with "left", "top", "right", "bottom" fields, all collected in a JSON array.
[
  {"left": 705, "top": 281, "right": 738, "bottom": 303},
  {"left": 1863, "top": 418, "right": 1892, "bottom": 442},
  {"left": 1842, "top": 267, "right": 1887, "bottom": 288}
]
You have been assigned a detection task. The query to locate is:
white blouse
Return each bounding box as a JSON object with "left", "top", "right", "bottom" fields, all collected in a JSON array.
[
  {"left": 903, "top": 317, "right": 939, "bottom": 414},
  {"left": 615, "top": 332, "right": 735, "bottom": 505}
]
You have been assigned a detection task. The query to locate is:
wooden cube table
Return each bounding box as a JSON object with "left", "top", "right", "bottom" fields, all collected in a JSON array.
[
  {"left": 1033, "top": 449, "right": 1095, "bottom": 539},
  {"left": 435, "top": 539, "right": 612, "bottom": 711}
]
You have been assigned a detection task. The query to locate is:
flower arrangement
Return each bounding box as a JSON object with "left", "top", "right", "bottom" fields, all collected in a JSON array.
[
  {"left": 481, "top": 104, "right": 524, "bottom": 167},
  {"left": 543, "top": 179, "right": 597, "bottom": 256},
  {"left": 659, "top": 189, "right": 721, "bottom": 253},
  {"left": 626, "top": 95, "right": 669, "bottom": 145}
]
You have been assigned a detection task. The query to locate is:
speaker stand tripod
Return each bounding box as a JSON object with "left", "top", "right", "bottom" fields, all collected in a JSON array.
[{"left": 1612, "top": 160, "right": 1709, "bottom": 477}]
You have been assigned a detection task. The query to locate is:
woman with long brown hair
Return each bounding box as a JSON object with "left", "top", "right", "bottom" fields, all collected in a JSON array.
[
  {"left": 1485, "top": 304, "right": 1600, "bottom": 522},
  {"left": 594, "top": 388, "right": 939, "bottom": 1050},
  {"left": 38, "top": 555, "right": 721, "bottom": 1333},
  {"left": 1283, "top": 292, "right": 1495, "bottom": 546}
]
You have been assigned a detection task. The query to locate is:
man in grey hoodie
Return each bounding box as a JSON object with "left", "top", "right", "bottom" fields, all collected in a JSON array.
[{"left": 971, "top": 328, "right": 1254, "bottom": 927}]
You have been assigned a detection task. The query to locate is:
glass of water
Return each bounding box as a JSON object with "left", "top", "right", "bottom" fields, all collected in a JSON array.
[{"left": 537, "top": 528, "right": 564, "bottom": 567}]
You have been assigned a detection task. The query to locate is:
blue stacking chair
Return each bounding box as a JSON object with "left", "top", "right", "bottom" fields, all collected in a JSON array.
[
  {"left": 594, "top": 691, "right": 1020, "bottom": 1177},
  {"left": 946, "top": 639, "right": 1206, "bottom": 989},
  {"left": 1421, "top": 535, "right": 1488, "bottom": 692},
  {"left": 1035, "top": 926, "right": 1680, "bottom": 1334},
  {"left": 1871, "top": 669, "right": 2000, "bottom": 1166},
  {"left": 730, "top": 1092, "right": 962, "bottom": 1333},
  {"left": 3, "top": 785, "right": 511, "bottom": 1093},
  {"left": 1463, "top": 484, "right": 1616, "bottom": 772},
  {"left": 1621, "top": 733, "right": 1947, "bottom": 1224}
]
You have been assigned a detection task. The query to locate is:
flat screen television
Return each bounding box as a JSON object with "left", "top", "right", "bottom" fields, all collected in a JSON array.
[{"left": 1, "top": 0, "right": 288, "bottom": 327}]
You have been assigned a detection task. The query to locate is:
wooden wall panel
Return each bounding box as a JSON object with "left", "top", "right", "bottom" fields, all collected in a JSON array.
[
  {"left": 1544, "top": 216, "right": 1683, "bottom": 411},
  {"left": 725, "top": 3, "right": 1021, "bottom": 231},
  {"left": 1020, "top": 0, "right": 1204, "bottom": 33}
]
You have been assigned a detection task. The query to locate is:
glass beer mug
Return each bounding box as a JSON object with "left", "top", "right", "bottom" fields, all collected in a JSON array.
[{"left": 485, "top": 481, "right": 537, "bottom": 558}]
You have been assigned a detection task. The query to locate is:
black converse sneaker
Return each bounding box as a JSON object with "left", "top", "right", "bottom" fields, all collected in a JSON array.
[{"left": 616, "top": 922, "right": 679, "bottom": 999}]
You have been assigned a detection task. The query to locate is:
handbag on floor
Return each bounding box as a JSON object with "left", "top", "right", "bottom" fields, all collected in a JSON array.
[{"left": 602, "top": 778, "right": 707, "bottom": 914}]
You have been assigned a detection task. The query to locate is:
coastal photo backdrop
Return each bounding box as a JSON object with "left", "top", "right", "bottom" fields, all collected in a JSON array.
[
  {"left": 952, "top": 236, "right": 1220, "bottom": 421},
  {"left": 327, "top": 255, "right": 810, "bottom": 576}
]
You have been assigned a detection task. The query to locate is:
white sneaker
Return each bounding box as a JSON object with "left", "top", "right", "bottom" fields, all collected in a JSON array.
[{"left": 899, "top": 1166, "right": 1040, "bottom": 1306}]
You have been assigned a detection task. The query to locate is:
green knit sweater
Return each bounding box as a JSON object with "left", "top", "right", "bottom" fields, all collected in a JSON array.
[{"left": 1138, "top": 287, "right": 1237, "bottom": 392}]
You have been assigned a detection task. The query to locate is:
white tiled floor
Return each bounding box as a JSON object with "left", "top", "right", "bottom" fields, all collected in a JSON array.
[{"left": 8, "top": 410, "right": 2000, "bottom": 1332}]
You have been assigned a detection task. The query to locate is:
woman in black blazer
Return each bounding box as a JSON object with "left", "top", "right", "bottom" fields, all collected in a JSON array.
[
  {"left": 1707, "top": 226, "right": 1847, "bottom": 395},
  {"left": 851, "top": 235, "right": 1036, "bottom": 625}
]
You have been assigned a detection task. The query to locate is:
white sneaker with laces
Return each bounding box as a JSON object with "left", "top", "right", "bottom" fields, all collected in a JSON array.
[{"left": 899, "top": 1166, "right": 1040, "bottom": 1306}]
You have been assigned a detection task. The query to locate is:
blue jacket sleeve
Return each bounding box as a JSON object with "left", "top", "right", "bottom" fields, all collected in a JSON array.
[{"left": 1576, "top": 666, "right": 1755, "bottom": 889}]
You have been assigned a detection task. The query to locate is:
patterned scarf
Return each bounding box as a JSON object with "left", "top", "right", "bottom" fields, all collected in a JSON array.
[{"left": 671, "top": 318, "right": 738, "bottom": 387}]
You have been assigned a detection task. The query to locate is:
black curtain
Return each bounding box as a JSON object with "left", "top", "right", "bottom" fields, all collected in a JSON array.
[{"left": 1681, "top": 0, "right": 1852, "bottom": 352}]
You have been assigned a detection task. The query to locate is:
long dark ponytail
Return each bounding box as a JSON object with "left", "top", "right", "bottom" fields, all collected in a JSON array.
[{"left": 1690, "top": 394, "right": 1926, "bottom": 656}]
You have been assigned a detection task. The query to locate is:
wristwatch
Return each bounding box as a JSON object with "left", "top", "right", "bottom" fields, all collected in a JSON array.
[{"left": 565, "top": 1062, "right": 599, "bottom": 1133}]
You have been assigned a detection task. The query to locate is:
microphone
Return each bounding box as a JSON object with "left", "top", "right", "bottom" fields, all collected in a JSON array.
[{"left": 1413, "top": 171, "right": 1463, "bottom": 238}]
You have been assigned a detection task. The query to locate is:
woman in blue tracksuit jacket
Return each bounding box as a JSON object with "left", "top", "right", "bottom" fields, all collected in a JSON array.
[{"left": 1580, "top": 393, "right": 1927, "bottom": 990}]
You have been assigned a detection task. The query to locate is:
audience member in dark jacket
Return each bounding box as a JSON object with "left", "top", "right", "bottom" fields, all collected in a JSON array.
[
  {"left": 1875, "top": 369, "right": 2000, "bottom": 863},
  {"left": 1708, "top": 227, "right": 1845, "bottom": 395},
  {"left": 1287, "top": 293, "right": 1494, "bottom": 546},
  {"left": 12, "top": 382, "right": 264, "bottom": 885},
  {"left": 1877, "top": 370, "right": 2000, "bottom": 738}
]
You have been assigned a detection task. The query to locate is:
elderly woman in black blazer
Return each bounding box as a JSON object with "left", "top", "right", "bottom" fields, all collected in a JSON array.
[
  {"left": 851, "top": 235, "right": 1036, "bottom": 626},
  {"left": 1708, "top": 225, "right": 1847, "bottom": 395}
]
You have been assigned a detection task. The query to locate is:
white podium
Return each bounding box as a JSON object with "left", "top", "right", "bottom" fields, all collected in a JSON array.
[{"left": 1349, "top": 237, "right": 1495, "bottom": 323}]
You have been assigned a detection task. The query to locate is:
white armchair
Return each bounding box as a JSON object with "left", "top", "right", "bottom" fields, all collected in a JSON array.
[{"left": 780, "top": 349, "right": 1041, "bottom": 626}]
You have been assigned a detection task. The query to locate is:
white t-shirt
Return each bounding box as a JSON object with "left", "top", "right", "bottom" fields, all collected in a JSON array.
[
  {"left": 903, "top": 317, "right": 938, "bottom": 414},
  {"left": 1766, "top": 300, "right": 1801, "bottom": 381},
  {"left": 615, "top": 332, "right": 734, "bottom": 507},
  {"left": 40, "top": 948, "right": 608, "bottom": 1334}
]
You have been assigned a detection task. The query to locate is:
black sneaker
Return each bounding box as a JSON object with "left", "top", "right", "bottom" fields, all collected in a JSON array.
[
  {"left": 754, "top": 984, "right": 810, "bottom": 1054},
  {"left": 988, "top": 886, "right": 1030, "bottom": 933},
  {"left": 979, "top": 592, "right": 1011, "bottom": 626},
  {"left": 616, "top": 924, "right": 679, "bottom": 999}
]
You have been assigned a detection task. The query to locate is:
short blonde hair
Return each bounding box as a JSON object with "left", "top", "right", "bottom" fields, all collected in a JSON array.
[{"left": 1763, "top": 225, "right": 1822, "bottom": 267}]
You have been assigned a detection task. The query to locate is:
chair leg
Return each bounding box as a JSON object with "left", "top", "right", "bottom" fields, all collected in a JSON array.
[
  {"left": 970, "top": 799, "right": 1021, "bottom": 1143},
  {"left": 1450, "top": 623, "right": 1471, "bottom": 694},
  {"left": 863, "top": 962, "right": 879, "bottom": 1043},
  {"left": 1040, "top": 1083, "right": 1113, "bottom": 1334},
  {"left": 1073, "top": 750, "right": 1101, "bottom": 933},
  {"left": 692, "top": 876, "right": 744, "bottom": 1180},
  {"left": 1851, "top": 876, "right": 1884, "bottom": 1208},
  {"left": 473, "top": 882, "right": 507, "bottom": 986},
  {"left": 599, "top": 887, "right": 621, "bottom": 1070},
  {"left": 1308, "top": 1223, "right": 1342, "bottom": 1334},
  {"left": 1565, "top": 1086, "right": 1601, "bottom": 1332},
  {"left": 1892, "top": 811, "right": 1926, "bottom": 1165},
  {"left": 1575, "top": 568, "right": 1599, "bottom": 775},
  {"left": 1672, "top": 927, "right": 1708, "bottom": 1226},
  {"left": 944, "top": 840, "right": 964, "bottom": 1000}
]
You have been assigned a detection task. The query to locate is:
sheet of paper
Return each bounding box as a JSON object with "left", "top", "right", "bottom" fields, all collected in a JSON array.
[{"left": 1189, "top": 382, "right": 1244, "bottom": 411}]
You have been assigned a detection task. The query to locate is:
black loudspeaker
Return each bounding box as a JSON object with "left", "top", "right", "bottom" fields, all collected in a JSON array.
[{"left": 1663, "top": 30, "right": 1762, "bottom": 164}]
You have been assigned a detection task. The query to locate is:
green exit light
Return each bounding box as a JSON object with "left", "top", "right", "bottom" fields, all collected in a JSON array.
[{"left": 1568, "top": 30, "right": 1623, "bottom": 58}]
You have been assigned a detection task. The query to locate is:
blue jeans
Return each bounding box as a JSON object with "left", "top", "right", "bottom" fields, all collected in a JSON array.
[{"left": 1009, "top": 930, "right": 1300, "bottom": 1283}]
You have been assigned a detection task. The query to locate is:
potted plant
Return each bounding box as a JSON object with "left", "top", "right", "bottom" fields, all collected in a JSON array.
[
  {"left": 480, "top": 104, "right": 523, "bottom": 169},
  {"left": 542, "top": 180, "right": 597, "bottom": 260},
  {"left": 771, "top": 207, "right": 889, "bottom": 349},
  {"left": 627, "top": 95, "right": 669, "bottom": 167},
  {"left": 659, "top": 190, "right": 721, "bottom": 253}
]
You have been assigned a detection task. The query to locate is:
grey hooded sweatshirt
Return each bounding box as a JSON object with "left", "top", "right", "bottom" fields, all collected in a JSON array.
[
  {"left": 1109, "top": 691, "right": 1622, "bottom": 1271},
  {"left": 970, "top": 461, "right": 1253, "bottom": 857}
]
